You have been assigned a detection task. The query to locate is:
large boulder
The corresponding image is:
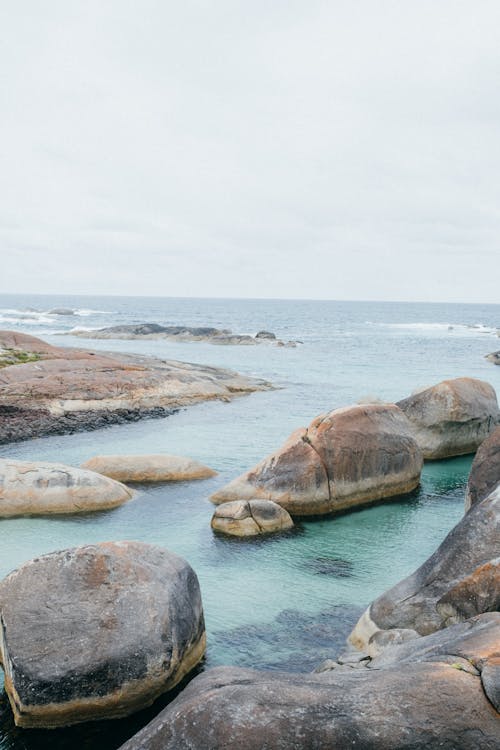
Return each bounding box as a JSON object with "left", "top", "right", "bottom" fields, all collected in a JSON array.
[
  {"left": 211, "top": 404, "right": 423, "bottom": 516},
  {"left": 0, "top": 542, "right": 205, "bottom": 728},
  {"left": 211, "top": 499, "right": 294, "bottom": 537},
  {"left": 349, "top": 487, "right": 500, "bottom": 652},
  {"left": 396, "top": 377, "right": 499, "bottom": 459},
  {"left": 81, "top": 454, "right": 216, "bottom": 482},
  {"left": 465, "top": 426, "right": 500, "bottom": 511},
  {"left": 0, "top": 459, "right": 132, "bottom": 516},
  {"left": 119, "top": 614, "right": 500, "bottom": 750}
]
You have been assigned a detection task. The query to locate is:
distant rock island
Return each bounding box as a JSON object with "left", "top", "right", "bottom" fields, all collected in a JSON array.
[
  {"left": 0, "top": 330, "right": 272, "bottom": 444},
  {"left": 69, "top": 323, "right": 299, "bottom": 347}
]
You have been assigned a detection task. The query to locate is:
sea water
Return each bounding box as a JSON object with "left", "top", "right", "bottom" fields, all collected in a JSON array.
[{"left": 0, "top": 295, "right": 498, "bottom": 748}]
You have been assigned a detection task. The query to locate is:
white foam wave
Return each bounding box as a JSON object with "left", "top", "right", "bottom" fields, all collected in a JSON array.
[{"left": 365, "top": 321, "right": 498, "bottom": 336}]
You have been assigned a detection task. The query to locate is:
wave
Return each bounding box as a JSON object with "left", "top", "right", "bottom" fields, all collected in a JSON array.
[
  {"left": 365, "top": 321, "right": 498, "bottom": 336},
  {"left": 0, "top": 307, "right": 113, "bottom": 326}
]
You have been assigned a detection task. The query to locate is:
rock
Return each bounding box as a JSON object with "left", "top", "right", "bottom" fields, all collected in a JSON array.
[
  {"left": 48, "top": 308, "right": 75, "bottom": 315},
  {"left": 465, "top": 425, "right": 500, "bottom": 511},
  {"left": 0, "top": 458, "right": 132, "bottom": 516},
  {"left": 211, "top": 404, "right": 423, "bottom": 516},
  {"left": 118, "top": 614, "right": 500, "bottom": 750},
  {"left": 312, "top": 659, "right": 339, "bottom": 673},
  {"left": 486, "top": 350, "right": 500, "bottom": 365},
  {"left": 210, "top": 499, "right": 294, "bottom": 537},
  {"left": 368, "top": 627, "right": 420, "bottom": 656},
  {"left": 349, "top": 487, "right": 500, "bottom": 651},
  {"left": 396, "top": 377, "right": 499, "bottom": 459},
  {"left": 0, "top": 541, "right": 205, "bottom": 728},
  {"left": 255, "top": 330, "right": 276, "bottom": 340},
  {"left": 81, "top": 454, "right": 217, "bottom": 482},
  {"left": 0, "top": 331, "right": 271, "bottom": 445}
]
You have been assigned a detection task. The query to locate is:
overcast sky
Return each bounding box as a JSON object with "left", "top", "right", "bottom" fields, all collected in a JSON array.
[{"left": 1, "top": 1, "right": 499, "bottom": 302}]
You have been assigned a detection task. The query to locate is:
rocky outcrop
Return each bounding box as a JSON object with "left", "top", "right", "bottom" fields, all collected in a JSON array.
[
  {"left": 0, "top": 542, "right": 205, "bottom": 728},
  {"left": 349, "top": 486, "right": 500, "bottom": 651},
  {"left": 486, "top": 351, "right": 500, "bottom": 365},
  {"left": 211, "top": 499, "right": 294, "bottom": 537},
  {"left": 0, "top": 331, "right": 271, "bottom": 445},
  {"left": 396, "top": 377, "right": 499, "bottom": 459},
  {"left": 81, "top": 454, "right": 216, "bottom": 482},
  {"left": 69, "top": 324, "right": 297, "bottom": 347},
  {"left": 211, "top": 404, "right": 423, "bottom": 516},
  {"left": 119, "top": 613, "right": 500, "bottom": 750},
  {"left": 466, "top": 426, "right": 500, "bottom": 511},
  {"left": 0, "top": 459, "right": 132, "bottom": 516}
]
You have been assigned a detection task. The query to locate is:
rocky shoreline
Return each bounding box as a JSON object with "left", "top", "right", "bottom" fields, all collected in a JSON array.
[{"left": 0, "top": 331, "right": 272, "bottom": 445}]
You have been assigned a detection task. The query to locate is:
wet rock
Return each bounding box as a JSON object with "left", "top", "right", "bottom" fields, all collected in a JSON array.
[
  {"left": 81, "top": 454, "right": 216, "bottom": 482},
  {"left": 0, "top": 458, "right": 132, "bottom": 516},
  {"left": 486, "top": 350, "right": 500, "bottom": 365},
  {"left": 255, "top": 330, "right": 276, "bottom": 340},
  {"left": 211, "top": 404, "right": 422, "bottom": 516},
  {"left": 0, "top": 542, "right": 205, "bottom": 728},
  {"left": 211, "top": 499, "right": 294, "bottom": 537},
  {"left": 397, "top": 377, "right": 499, "bottom": 459},
  {"left": 349, "top": 487, "right": 500, "bottom": 651},
  {"left": 312, "top": 659, "right": 339, "bottom": 673},
  {"left": 48, "top": 308, "right": 75, "bottom": 315},
  {"left": 465, "top": 425, "right": 500, "bottom": 511},
  {"left": 118, "top": 614, "right": 500, "bottom": 750}
]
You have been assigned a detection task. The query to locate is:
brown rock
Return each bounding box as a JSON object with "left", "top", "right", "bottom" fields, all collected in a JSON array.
[
  {"left": 465, "top": 426, "right": 500, "bottom": 511},
  {"left": 81, "top": 455, "right": 216, "bottom": 482},
  {"left": 397, "top": 377, "right": 499, "bottom": 459},
  {"left": 211, "top": 499, "right": 294, "bottom": 537}
]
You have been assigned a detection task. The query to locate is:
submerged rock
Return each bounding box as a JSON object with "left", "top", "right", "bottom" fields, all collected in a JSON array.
[
  {"left": 0, "top": 542, "right": 205, "bottom": 728},
  {"left": 486, "top": 350, "right": 500, "bottom": 365},
  {"left": 211, "top": 404, "right": 422, "bottom": 516},
  {"left": 396, "top": 377, "right": 499, "bottom": 459},
  {"left": 349, "top": 486, "right": 500, "bottom": 651},
  {"left": 465, "top": 426, "right": 500, "bottom": 511},
  {"left": 81, "top": 454, "right": 216, "bottom": 482},
  {"left": 118, "top": 614, "right": 500, "bottom": 750},
  {"left": 0, "top": 459, "right": 132, "bottom": 516},
  {"left": 211, "top": 499, "right": 294, "bottom": 537}
]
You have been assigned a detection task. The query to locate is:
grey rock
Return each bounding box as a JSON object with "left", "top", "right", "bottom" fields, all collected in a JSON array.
[{"left": 465, "top": 425, "right": 500, "bottom": 511}]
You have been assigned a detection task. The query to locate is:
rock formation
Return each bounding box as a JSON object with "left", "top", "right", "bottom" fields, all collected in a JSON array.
[
  {"left": 349, "top": 486, "right": 500, "bottom": 651},
  {"left": 211, "top": 404, "right": 423, "bottom": 516},
  {"left": 211, "top": 499, "right": 294, "bottom": 537},
  {"left": 0, "top": 330, "right": 271, "bottom": 444},
  {"left": 81, "top": 454, "right": 216, "bottom": 482},
  {"left": 118, "top": 613, "right": 500, "bottom": 750},
  {"left": 465, "top": 426, "right": 500, "bottom": 511},
  {"left": 0, "top": 459, "right": 132, "bottom": 516},
  {"left": 486, "top": 350, "right": 500, "bottom": 365},
  {"left": 396, "top": 377, "right": 499, "bottom": 459},
  {"left": 0, "top": 542, "right": 205, "bottom": 727}
]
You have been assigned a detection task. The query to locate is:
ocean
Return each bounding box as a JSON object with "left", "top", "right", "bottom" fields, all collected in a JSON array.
[{"left": 0, "top": 294, "right": 498, "bottom": 749}]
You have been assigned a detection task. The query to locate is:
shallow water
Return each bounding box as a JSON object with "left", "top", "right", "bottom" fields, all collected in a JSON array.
[{"left": 0, "top": 295, "right": 498, "bottom": 748}]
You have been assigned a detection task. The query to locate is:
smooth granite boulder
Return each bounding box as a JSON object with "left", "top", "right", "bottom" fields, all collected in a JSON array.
[
  {"left": 211, "top": 404, "right": 423, "bottom": 516},
  {"left": 396, "top": 377, "right": 499, "bottom": 459},
  {"left": 81, "top": 454, "right": 216, "bottom": 482},
  {"left": 119, "top": 614, "right": 500, "bottom": 750},
  {"left": 0, "top": 459, "right": 132, "bottom": 516},
  {"left": 211, "top": 499, "right": 294, "bottom": 537},
  {"left": 349, "top": 487, "right": 500, "bottom": 652},
  {"left": 0, "top": 542, "right": 205, "bottom": 728},
  {"left": 465, "top": 426, "right": 500, "bottom": 511}
]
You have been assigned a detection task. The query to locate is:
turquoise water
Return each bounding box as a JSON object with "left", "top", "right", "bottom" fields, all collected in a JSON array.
[{"left": 0, "top": 295, "right": 498, "bottom": 748}]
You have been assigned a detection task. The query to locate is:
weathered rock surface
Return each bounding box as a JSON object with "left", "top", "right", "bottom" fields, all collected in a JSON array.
[
  {"left": 69, "top": 324, "right": 297, "bottom": 347},
  {"left": 396, "top": 377, "right": 499, "bottom": 459},
  {"left": 81, "top": 454, "right": 216, "bottom": 482},
  {"left": 0, "top": 459, "right": 132, "bottom": 516},
  {"left": 349, "top": 487, "right": 500, "bottom": 651},
  {"left": 211, "top": 499, "right": 294, "bottom": 537},
  {"left": 486, "top": 350, "right": 500, "bottom": 365},
  {"left": 211, "top": 404, "right": 423, "bottom": 516},
  {"left": 0, "top": 542, "right": 205, "bottom": 728},
  {"left": 465, "top": 426, "right": 500, "bottom": 511},
  {"left": 0, "top": 331, "right": 271, "bottom": 445},
  {"left": 119, "top": 614, "right": 500, "bottom": 750}
]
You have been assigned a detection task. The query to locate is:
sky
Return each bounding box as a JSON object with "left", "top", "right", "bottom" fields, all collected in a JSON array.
[{"left": 1, "top": 1, "right": 500, "bottom": 302}]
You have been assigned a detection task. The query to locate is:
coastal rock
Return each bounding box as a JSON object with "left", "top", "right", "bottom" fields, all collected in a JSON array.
[
  {"left": 81, "top": 454, "right": 216, "bottom": 482},
  {"left": 118, "top": 614, "right": 500, "bottom": 750},
  {"left": 0, "top": 331, "right": 271, "bottom": 445},
  {"left": 69, "top": 324, "right": 294, "bottom": 347},
  {"left": 0, "top": 541, "right": 205, "bottom": 728},
  {"left": 0, "top": 459, "right": 132, "bottom": 516},
  {"left": 396, "top": 377, "right": 499, "bottom": 459},
  {"left": 349, "top": 487, "right": 500, "bottom": 651},
  {"left": 211, "top": 404, "right": 423, "bottom": 516},
  {"left": 465, "top": 426, "right": 500, "bottom": 511},
  {"left": 49, "top": 308, "right": 75, "bottom": 315},
  {"left": 211, "top": 499, "right": 294, "bottom": 537},
  {"left": 486, "top": 351, "right": 500, "bottom": 365},
  {"left": 255, "top": 330, "right": 276, "bottom": 340}
]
